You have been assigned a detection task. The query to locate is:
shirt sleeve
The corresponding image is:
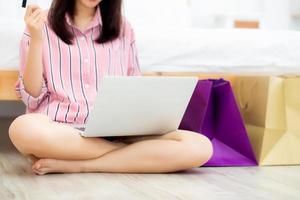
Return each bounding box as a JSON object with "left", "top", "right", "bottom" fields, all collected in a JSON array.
[
  {"left": 15, "top": 29, "right": 49, "bottom": 110},
  {"left": 127, "top": 24, "right": 142, "bottom": 76}
]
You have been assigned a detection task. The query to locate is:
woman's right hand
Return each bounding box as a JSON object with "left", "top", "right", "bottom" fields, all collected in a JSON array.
[{"left": 24, "top": 5, "right": 47, "bottom": 41}]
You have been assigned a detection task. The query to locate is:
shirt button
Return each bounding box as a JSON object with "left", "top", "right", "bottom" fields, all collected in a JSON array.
[
  {"left": 84, "top": 58, "right": 89, "bottom": 63},
  {"left": 85, "top": 84, "right": 90, "bottom": 89},
  {"left": 81, "top": 37, "right": 85, "bottom": 41}
]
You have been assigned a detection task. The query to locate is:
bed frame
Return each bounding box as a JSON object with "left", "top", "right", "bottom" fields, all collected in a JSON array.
[
  {"left": 0, "top": 70, "right": 237, "bottom": 101},
  {"left": 0, "top": 70, "right": 19, "bottom": 100}
]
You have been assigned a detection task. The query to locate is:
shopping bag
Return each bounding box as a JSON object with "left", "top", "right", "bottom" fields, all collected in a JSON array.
[
  {"left": 179, "top": 79, "right": 257, "bottom": 166},
  {"left": 234, "top": 75, "right": 300, "bottom": 165}
]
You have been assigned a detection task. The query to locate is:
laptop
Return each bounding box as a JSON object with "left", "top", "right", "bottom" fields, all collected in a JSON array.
[{"left": 78, "top": 76, "right": 198, "bottom": 137}]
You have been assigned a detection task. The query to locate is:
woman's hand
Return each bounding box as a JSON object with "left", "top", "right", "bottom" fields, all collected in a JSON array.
[{"left": 24, "top": 5, "right": 47, "bottom": 41}]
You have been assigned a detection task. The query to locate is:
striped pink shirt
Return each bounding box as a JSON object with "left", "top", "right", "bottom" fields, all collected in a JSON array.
[{"left": 15, "top": 7, "right": 142, "bottom": 127}]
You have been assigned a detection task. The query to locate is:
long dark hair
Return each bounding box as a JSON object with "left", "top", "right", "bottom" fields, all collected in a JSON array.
[{"left": 48, "top": 0, "right": 123, "bottom": 44}]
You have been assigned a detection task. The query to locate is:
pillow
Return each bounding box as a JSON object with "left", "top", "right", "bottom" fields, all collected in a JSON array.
[{"left": 123, "top": 0, "right": 192, "bottom": 29}]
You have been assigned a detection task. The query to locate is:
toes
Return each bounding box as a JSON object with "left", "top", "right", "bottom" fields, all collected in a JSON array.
[
  {"left": 32, "top": 159, "right": 48, "bottom": 171},
  {"left": 32, "top": 161, "right": 42, "bottom": 170},
  {"left": 32, "top": 169, "right": 44, "bottom": 175},
  {"left": 31, "top": 158, "right": 80, "bottom": 174},
  {"left": 31, "top": 159, "right": 58, "bottom": 175},
  {"left": 32, "top": 166, "right": 48, "bottom": 175}
]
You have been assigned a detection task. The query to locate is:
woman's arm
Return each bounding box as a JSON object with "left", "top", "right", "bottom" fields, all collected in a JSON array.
[
  {"left": 23, "top": 37, "right": 44, "bottom": 98},
  {"left": 22, "top": 5, "right": 47, "bottom": 98},
  {"left": 15, "top": 5, "right": 49, "bottom": 110}
]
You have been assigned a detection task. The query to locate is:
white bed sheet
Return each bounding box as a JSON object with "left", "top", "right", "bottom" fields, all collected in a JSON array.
[
  {"left": 1, "top": 19, "right": 300, "bottom": 74},
  {"left": 135, "top": 27, "right": 300, "bottom": 73}
]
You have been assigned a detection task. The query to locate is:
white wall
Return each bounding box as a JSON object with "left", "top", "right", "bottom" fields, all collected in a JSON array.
[
  {"left": 290, "top": 0, "right": 300, "bottom": 30},
  {"left": 191, "top": 0, "right": 262, "bottom": 15},
  {"left": 0, "top": 0, "right": 51, "bottom": 19},
  {"left": 261, "top": 0, "right": 290, "bottom": 30},
  {"left": 123, "top": 0, "right": 191, "bottom": 29},
  {"left": 190, "top": 0, "right": 300, "bottom": 30},
  {"left": 190, "top": 0, "right": 263, "bottom": 28}
]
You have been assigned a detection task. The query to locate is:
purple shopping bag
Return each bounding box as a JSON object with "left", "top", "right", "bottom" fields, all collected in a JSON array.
[{"left": 179, "top": 79, "right": 257, "bottom": 166}]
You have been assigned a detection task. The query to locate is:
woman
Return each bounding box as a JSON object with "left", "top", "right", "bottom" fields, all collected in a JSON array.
[{"left": 8, "top": 0, "right": 213, "bottom": 175}]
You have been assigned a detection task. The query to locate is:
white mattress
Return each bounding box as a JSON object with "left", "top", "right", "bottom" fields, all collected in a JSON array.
[
  {"left": 1, "top": 19, "right": 300, "bottom": 73},
  {"left": 135, "top": 27, "right": 300, "bottom": 73}
]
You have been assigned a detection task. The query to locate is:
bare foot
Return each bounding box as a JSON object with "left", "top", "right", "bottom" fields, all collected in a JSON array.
[
  {"left": 31, "top": 159, "right": 84, "bottom": 175},
  {"left": 30, "top": 140, "right": 128, "bottom": 175}
]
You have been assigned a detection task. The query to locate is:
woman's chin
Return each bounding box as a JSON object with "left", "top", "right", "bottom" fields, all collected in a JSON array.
[{"left": 82, "top": 0, "right": 102, "bottom": 8}]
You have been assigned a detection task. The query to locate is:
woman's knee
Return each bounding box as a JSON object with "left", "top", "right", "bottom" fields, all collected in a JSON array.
[
  {"left": 8, "top": 113, "right": 51, "bottom": 153},
  {"left": 176, "top": 130, "right": 213, "bottom": 167}
]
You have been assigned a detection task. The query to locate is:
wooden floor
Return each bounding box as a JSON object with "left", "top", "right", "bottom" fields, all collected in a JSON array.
[{"left": 1, "top": 117, "right": 300, "bottom": 200}]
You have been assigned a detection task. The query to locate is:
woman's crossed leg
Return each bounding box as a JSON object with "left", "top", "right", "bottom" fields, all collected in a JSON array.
[{"left": 9, "top": 113, "right": 213, "bottom": 175}]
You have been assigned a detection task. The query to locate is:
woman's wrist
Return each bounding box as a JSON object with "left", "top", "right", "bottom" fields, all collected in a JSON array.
[{"left": 29, "top": 37, "right": 43, "bottom": 48}]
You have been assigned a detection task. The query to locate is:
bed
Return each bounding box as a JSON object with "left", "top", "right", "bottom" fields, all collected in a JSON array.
[
  {"left": 1, "top": 17, "right": 300, "bottom": 101},
  {"left": 134, "top": 27, "right": 300, "bottom": 73}
]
